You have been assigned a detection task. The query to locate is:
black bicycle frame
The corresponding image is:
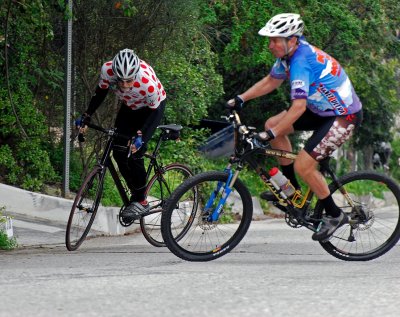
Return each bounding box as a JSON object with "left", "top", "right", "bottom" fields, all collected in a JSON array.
[{"left": 86, "top": 121, "right": 167, "bottom": 209}]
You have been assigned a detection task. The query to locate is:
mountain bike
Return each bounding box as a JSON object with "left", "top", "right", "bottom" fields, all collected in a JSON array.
[
  {"left": 66, "top": 121, "right": 196, "bottom": 251},
  {"left": 161, "top": 110, "right": 400, "bottom": 262}
]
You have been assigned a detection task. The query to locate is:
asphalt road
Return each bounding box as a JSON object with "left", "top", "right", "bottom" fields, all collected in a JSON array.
[{"left": 1, "top": 218, "right": 400, "bottom": 317}]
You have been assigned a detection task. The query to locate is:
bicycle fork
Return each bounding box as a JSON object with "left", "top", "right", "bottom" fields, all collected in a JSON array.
[{"left": 204, "top": 166, "right": 239, "bottom": 222}]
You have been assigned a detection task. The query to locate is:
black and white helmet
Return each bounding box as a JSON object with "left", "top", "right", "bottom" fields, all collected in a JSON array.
[
  {"left": 112, "top": 48, "right": 140, "bottom": 80},
  {"left": 258, "top": 13, "right": 304, "bottom": 38}
]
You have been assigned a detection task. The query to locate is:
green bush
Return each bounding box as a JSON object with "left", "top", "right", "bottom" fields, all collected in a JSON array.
[
  {"left": 0, "top": 230, "right": 18, "bottom": 251},
  {"left": 0, "top": 207, "right": 18, "bottom": 251}
]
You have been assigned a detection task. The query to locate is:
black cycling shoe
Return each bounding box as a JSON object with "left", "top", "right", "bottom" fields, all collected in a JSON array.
[
  {"left": 260, "top": 191, "right": 279, "bottom": 202},
  {"left": 312, "top": 211, "right": 349, "bottom": 241},
  {"left": 120, "top": 201, "right": 150, "bottom": 221}
]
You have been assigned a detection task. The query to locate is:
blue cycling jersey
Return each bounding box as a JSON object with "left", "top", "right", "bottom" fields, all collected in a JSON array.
[{"left": 270, "top": 38, "right": 362, "bottom": 117}]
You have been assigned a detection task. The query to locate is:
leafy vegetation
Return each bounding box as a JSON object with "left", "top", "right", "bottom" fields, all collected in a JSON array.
[
  {"left": 1, "top": 0, "right": 399, "bottom": 201},
  {"left": 0, "top": 207, "right": 17, "bottom": 250}
]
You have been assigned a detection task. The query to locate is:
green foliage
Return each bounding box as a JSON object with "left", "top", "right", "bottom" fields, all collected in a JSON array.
[
  {"left": 0, "top": 0, "right": 61, "bottom": 190},
  {"left": 157, "top": 50, "right": 223, "bottom": 126},
  {"left": 389, "top": 137, "right": 400, "bottom": 182},
  {"left": 202, "top": 0, "right": 400, "bottom": 169},
  {"left": 0, "top": 207, "right": 18, "bottom": 251},
  {"left": 0, "top": 145, "right": 19, "bottom": 184},
  {"left": 101, "top": 173, "right": 124, "bottom": 207},
  {"left": 0, "top": 230, "right": 18, "bottom": 251},
  {"left": 1, "top": 0, "right": 399, "bottom": 203}
]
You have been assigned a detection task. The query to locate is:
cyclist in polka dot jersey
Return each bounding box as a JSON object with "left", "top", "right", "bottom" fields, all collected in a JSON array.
[
  {"left": 98, "top": 59, "right": 166, "bottom": 110},
  {"left": 80, "top": 49, "right": 167, "bottom": 221}
]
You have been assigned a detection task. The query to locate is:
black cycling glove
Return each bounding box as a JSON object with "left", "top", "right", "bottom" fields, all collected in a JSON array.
[{"left": 226, "top": 95, "right": 245, "bottom": 111}]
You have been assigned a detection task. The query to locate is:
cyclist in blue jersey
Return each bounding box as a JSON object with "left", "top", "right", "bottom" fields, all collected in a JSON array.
[{"left": 227, "top": 13, "right": 363, "bottom": 241}]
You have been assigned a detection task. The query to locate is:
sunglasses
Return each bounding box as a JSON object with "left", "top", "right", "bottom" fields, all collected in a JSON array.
[{"left": 118, "top": 78, "right": 134, "bottom": 83}]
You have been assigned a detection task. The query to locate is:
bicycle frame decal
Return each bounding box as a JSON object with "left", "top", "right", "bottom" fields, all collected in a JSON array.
[
  {"left": 204, "top": 169, "right": 234, "bottom": 222},
  {"left": 264, "top": 149, "right": 297, "bottom": 160}
]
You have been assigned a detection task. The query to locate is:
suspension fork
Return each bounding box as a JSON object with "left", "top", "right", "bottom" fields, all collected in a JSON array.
[{"left": 205, "top": 163, "right": 240, "bottom": 222}]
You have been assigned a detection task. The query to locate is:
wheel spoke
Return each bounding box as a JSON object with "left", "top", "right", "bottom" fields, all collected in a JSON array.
[
  {"left": 66, "top": 168, "right": 103, "bottom": 251},
  {"left": 141, "top": 164, "right": 193, "bottom": 247},
  {"left": 320, "top": 172, "right": 400, "bottom": 261},
  {"left": 161, "top": 171, "right": 253, "bottom": 261}
]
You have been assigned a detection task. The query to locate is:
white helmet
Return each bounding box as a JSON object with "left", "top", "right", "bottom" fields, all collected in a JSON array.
[
  {"left": 112, "top": 48, "right": 140, "bottom": 80},
  {"left": 258, "top": 13, "right": 304, "bottom": 38}
]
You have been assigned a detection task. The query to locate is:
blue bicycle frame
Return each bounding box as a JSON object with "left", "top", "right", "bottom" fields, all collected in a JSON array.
[{"left": 204, "top": 166, "right": 236, "bottom": 222}]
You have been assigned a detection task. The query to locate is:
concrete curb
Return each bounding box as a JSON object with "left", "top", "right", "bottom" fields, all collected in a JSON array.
[
  {"left": 0, "top": 182, "right": 275, "bottom": 237},
  {"left": 0, "top": 183, "right": 138, "bottom": 236}
]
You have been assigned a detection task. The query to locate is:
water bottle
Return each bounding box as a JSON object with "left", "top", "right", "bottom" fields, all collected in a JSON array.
[{"left": 269, "top": 167, "right": 296, "bottom": 198}]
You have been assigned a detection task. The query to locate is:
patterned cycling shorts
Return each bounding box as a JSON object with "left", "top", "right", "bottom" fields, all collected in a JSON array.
[{"left": 293, "top": 109, "right": 363, "bottom": 161}]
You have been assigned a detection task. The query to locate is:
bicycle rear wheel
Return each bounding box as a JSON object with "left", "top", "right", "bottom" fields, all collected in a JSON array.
[
  {"left": 140, "top": 163, "right": 194, "bottom": 247},
  {"left": 161, "top": 171, "right": 253, "bottom": 261},
  {"left": 66, "top": 166, "right": 104, "bottom": 251},
  {"left": 314, "top": 171, "right": 400, "bottom": 261}
]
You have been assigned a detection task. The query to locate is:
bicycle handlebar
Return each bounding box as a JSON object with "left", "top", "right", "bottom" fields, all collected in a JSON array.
[
  {"left": 222, "top": 110, "right": 269, "bottom": 151},
  {"left": 79, "top": 121, "right": 131, "bottom": 141},
  {"left": 77, "top": 120, "right": 182, "bottom": 143}
]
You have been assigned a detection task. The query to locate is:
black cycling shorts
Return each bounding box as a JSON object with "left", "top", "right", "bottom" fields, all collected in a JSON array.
[{"left": 293, "top": 108, "right": 363, "bottom": 161}]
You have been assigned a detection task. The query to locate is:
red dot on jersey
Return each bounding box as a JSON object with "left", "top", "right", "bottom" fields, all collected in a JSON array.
[
  {"left": 142, "top": 77, "right": 149, "bottom": 84},
  {"left": 162, "top": 90, "right": 166, "bottom": 96},
  {"left": 134, "top": 81, "right": 140, "bottom": 88},
  {"left": 124, "top": 96, "right": 131, "bottom": 100},
  {"left": 148, "top": 86, "right": 154, "bottom": 93},
  {"left": 100, "top": 84, "right": 108, "bottom": 89},
  {"left": 152, "top": 75, "right": 156, "bottom": 81},
  {"left": 139, "top": 90, "right": 146, "bottom": 96},
  {"left": 140, "top": 64, "right": 147, "bottom": 69},
  {"left": 144, "top": 71, "right": 150, "bottom": 76},
  {"left": 157, "top": 83, "right": 161, "bottom": 89},
  {"left": 107, "top": 69, "right": 114, "bottom": 76},
  {"left": 105, "top": 62, "right": 112, "bottom": 66}
]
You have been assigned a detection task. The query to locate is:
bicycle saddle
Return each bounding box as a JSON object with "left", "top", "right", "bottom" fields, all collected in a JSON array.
[{"left": 158, "top": 124, "right": 182, "bottom": 141}]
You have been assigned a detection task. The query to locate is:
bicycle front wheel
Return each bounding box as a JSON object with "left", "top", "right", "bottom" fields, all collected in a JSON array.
[
  {"left": 315, "top": 171, "right": 400, "bottom": 261},
  {"left": 140, "top": 163, "right": 194, "bottom": 247},
  {"left": 161, "top": 171, "right": 253, "bottom": 261},
  {"left": 66, "top": 166, "right": 104, "bottom": 251}
]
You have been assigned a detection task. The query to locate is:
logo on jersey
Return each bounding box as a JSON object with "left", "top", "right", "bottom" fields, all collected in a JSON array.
[
  {"left": 317, "top": 84, "right": 348, "bottom": 115},
  {"left": 291, "top": 80, "right": 305, "bottom": 89},
  {"left": 313, "top": 46, "right": 341, "bottom": 77}
]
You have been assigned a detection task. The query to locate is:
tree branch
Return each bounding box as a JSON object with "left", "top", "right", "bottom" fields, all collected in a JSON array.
[{"left": 4, "top": 0, "right": 28, "bottom": 139}]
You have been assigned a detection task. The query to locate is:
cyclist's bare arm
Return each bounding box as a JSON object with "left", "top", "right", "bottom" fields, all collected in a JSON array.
[
  {"left": 272, "top": 99, "right": 307, "bottom": 137},
  {"left": 239, "top": 75, "right": 284, "bottom": 102}
]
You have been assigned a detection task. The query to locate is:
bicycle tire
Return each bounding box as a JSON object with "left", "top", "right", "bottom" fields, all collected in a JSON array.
[
  {"left": 66, "top": 166, "right": 104, "bottom": 251},
  {"left": 314, "top": 171, "right": 400, "bottom": 261},
  {"left": 140, "top": 163, "right": 194, "bottom": 247},
  {"left": 161, "top": 171, "right": 253, "bottom": 261}
]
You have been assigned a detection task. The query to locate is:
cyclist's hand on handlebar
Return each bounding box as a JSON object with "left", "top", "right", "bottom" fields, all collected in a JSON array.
[
  {"left": 255, "top": 129, "right": 275, "bottom": 142},
  {"left": 75, "top": 113, "right": 91, "bottom": 142},
  {"left": 75, "top": 113, "right": 91, "bottom": 128},
  {"left": 225, "top": 95, "right": 244, "bottom": 111},
  {"left": 128, "top": 131, "right": 143, "bottom": 157}
]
